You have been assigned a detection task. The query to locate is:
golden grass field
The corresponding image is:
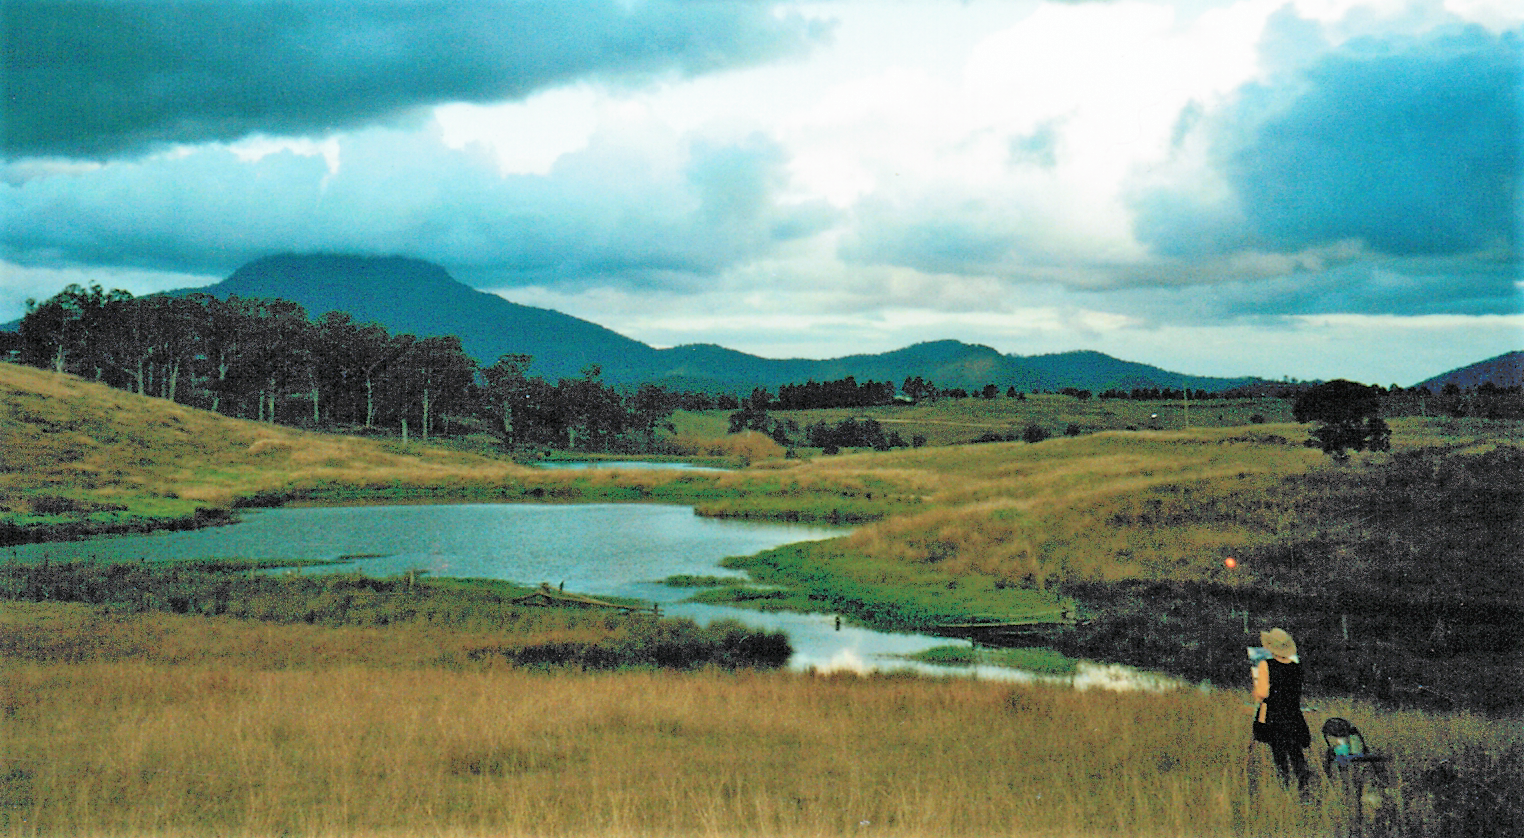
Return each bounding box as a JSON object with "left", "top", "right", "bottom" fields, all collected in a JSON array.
[
  {"left": 4, "top": 602, "right": 1517, "bottom": 838},
  {"left": 3, "top": 363, "right": 1521, "bottom": 837}
]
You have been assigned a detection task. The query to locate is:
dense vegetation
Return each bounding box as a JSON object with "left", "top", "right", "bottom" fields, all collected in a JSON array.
[
  {"left": 0, "top": 558, "right": 791, "bottom": 671},
  {"left": 12, "top": 284, "right": 689, "bottom": 451}
]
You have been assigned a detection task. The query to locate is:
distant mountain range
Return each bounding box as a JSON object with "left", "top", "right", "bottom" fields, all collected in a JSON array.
[
  {"left": 5, "top": 253, "right": 1515, "bottom": 394},
  {"left": 179, "top": 254, "right": 1266, "bottom": 394},
  {"left": 1413, "top": 351, "right": 1524, "bottom": 391}
]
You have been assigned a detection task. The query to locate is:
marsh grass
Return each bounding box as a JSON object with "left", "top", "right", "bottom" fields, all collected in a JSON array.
[
  {"left": 908, "top": 644, "right": 1082, "bottom": 675},
  {"left": 3, "top": 604, "right": 1517, "bottom": 838},
  {"left": 0, "top": 562, "right": 793, "bottom": 673}
]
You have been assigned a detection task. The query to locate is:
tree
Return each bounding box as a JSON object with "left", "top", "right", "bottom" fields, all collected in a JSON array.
[
  {"left": 728, "top": 387, "right": 773, "bottom": 434},
  {"left": 196, "top": 295, "right": 261, "bottom": 416},
  {"left": 1293, "top": 380, "right": 1391, "bottom": 459},
  {"left": 629, "top": 383, "right": 678, "bottom": 448},
  {"left": 19, "top": 283, "right": 123, "bottom": 376},
  {"left": 242, "top": 299, "right": 311, "bottom": 423},
  {"left": 901, "top": 376, "right": 936, "bottom": 403},
  {"left": 396, "top": 336, "right": 474, "bottom": 440},
  {"left": 482, "top": 353, "right": 535, "bottom": 446},
  {"left": 559, "top": 365, "right": 629, "bottom": 452}
]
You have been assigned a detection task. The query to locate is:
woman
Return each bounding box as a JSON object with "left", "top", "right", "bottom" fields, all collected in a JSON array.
[{"left": 1252, "top": 627, "right": 1312, "bottom": 793}]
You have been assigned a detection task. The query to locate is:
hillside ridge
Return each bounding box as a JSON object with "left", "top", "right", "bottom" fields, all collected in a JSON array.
[{"left": 6, "top": 252, "right": 1514, "bottom": 391}]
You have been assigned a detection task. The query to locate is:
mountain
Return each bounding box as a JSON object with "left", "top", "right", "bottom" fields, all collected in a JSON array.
[
  {"left": 9, "top": 253, "right": 1267, "bottom": 393},
  {"left": 186, "top": 254, "right": 659, "bottom": 382},
  {"left": 1413, "top": 351, "right": 1524, "bottom": 391}
]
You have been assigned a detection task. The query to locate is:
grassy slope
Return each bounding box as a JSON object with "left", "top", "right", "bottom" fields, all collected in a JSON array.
[
  {"left": 0, "top": 363, "right": 537, "bottom": 529},
  {"left": 5, "top": 362, "right": 1521, "bottom": 706},
  {"left": 4, "top": 363, "right": 1522, "bottom": 836}
]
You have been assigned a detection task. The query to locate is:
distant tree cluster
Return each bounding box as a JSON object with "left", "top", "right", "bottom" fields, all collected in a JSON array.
[
  {"left": 1384, "top": 382, "right": 1524, "bottom": 421},
  {"left": 805, "top": 418, "right": 907, "bottom": 454},
  {"left": 1291, "top": 379, "right": 1524, "bottom": 459},
  {"left": 776, "top": 377, "right": 896, "bottom": 410},
  {"left": 1097, "top": 387, "right": 1216, "bottom": 401},
  {"left": 14, "top": 284, "right": 683, "bottom": 452}
]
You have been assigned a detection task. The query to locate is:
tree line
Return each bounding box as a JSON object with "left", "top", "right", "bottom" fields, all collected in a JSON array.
[{"left": 11, "top": 284, "right": 680, "bottom": 452}]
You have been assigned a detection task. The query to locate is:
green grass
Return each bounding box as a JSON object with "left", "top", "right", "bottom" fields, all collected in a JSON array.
[
  {"left": 660, "top": 573, "right": 746, "bottom": 587},
  {"left": 908, "top": 644, "right": 1082, "bottom": 675},
  {"left": 720, "top": 539, "right": 1074, "bottom": 629}
]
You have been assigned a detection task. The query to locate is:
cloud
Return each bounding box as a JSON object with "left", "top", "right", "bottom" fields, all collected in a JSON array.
[
  {"left": 1098, "top": 255, "right": 1522, "bottom": 324},
  {"left": 1, "top": 0, "right": 828, "bottom": 160},
  {"left": 1134, "top": 19, "right": 1521, "bottom": 267},
  {"left": 0, "top": 124, "right": 836, "bottom": 289}
]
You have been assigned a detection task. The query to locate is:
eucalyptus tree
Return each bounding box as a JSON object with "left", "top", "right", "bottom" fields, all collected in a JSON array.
[
  {"left": 1293, "top": 379, "right": 1392, "bottom": 459},
  {"left": 304, "top": 312, "right": 404, "bottom": 428},
  {"left": 19, "top": 283, "right": 125, "bottom": 377},
  {"left": 629, "top": 383, "right": 678, "bottom": 448},
  {"left": 559, "top": 364, "right": 632, "bottom": 452},
  {"left": 239, "top": 298, "right": 311, "bottom": 423},
  {"left": 95, "top": 294, "right": 201, "bottom": 400},
  {"left": 394, "top": 335, "right": 475, "bottom": 440},
  {"left": 195, "top": 295, "right": 263, "bottom": 416},
  {"left": 481, "top": 353, "right": 535, "bottom": 446}
]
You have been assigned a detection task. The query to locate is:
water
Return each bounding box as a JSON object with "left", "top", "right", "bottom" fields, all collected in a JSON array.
[
  {"left": 533, "top": 460, "right": 729, "bottom": 472},
  {"left": 10, "top": 503, "right": 1181, "bottom": 687},
  {"left": 9, "top": 503, "right": 953, "bottom": 674}
]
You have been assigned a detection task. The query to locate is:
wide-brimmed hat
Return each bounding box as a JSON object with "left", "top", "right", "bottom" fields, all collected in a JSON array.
[{"left": 1261, "top": 628, "right": 1297, "bottom": 658}]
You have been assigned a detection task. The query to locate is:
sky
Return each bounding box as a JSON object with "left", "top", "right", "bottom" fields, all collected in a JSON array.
[{"left": 2, "top": 0, "right": 1520, "bottom": 387}]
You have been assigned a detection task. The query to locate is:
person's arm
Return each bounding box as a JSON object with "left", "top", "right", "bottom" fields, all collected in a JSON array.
[{"left": 1253, "top": 659, "right": 1270, "bottom": 702}]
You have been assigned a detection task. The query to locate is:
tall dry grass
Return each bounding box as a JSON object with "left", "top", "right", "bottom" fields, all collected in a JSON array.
[
  {"left": 4, "top": 605, "right": 1517, "bottom": 838},
  {"left": 4, "top": 610, "right": 1514, "bottom": 838}
]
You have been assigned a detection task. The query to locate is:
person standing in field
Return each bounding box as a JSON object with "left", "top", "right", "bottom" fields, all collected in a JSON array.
[{"left": 1252, "top": 627, "right": 1313, "bottom": 794}]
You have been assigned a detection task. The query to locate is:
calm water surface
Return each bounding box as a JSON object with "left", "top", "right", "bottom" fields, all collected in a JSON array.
[
  {"left": 532, "top": 461, "right": 729, "bottom": 472},
  {"left": 12, "top": 503, "right": 971, "bottom": 675}
]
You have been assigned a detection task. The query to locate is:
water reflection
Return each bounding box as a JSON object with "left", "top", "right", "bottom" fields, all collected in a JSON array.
[
  {"left": 10, "top": 503, "right": 952, "bottom": 673},
  {"left": 11, "top": 503, "right": 1177, "bottom": 687}
]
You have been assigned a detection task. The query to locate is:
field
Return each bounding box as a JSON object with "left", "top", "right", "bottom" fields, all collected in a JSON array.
[
  {"left": 4, "top": 602, "right": 1520, "bottom": 838},
  {"left": 2, "top": 362, "right": 1522, "bottom": 836}
]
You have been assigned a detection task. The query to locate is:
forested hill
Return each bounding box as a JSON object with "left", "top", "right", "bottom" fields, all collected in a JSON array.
[
  {"left": 9, "top": 253, "right": 1268, "bottom": 393},
  {"left": 191, "top": 254, "right": 658, "bottom": 383},
  {"left": 183, "top": 254, "right": 1268, "bottom": 393},
  {"left": 1413, "top": 351, "right": 1524, "bottom": 391}
]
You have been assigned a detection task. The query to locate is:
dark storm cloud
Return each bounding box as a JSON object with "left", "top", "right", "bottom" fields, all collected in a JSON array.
[
  {"left": 1102, "top": 256, "right": 1522, "bottom": 325},
  {"left": 1, "top": 0, "right": 828, "bottom": 159},
  {"left": 1135, "top": 21, "right": 1521, "bottom": 265},
  {"left": 0, "top": 127, "right": 835, "bottom": 286}
]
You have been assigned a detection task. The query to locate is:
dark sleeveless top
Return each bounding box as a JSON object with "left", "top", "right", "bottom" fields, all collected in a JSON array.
[
  {"left": 1264, "top": 658, "right": 1304, "bottom": 725},
  {"left": 1261, "top": 658, "right": 1311, "bottom": 747}
]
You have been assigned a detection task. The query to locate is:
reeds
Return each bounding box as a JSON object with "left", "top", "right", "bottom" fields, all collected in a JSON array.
[{"left": 4, "top": 608, "right": 1517, "bottom": 838}]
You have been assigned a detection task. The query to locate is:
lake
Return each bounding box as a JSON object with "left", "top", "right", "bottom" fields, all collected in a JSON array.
[
  {"left": 8, "top": 502, "right": 975, "bottom": 675},
  {"left": 10, "top": 503, "right": 1186, "bottom": 687}
]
